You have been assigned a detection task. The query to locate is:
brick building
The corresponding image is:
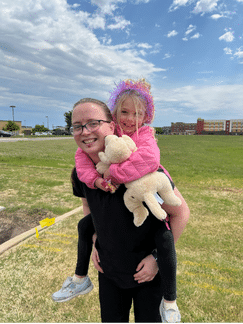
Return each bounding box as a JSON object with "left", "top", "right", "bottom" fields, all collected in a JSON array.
[
  {"left": 196, "top": 118, "right": 243, "bottom": 135},
  {"left": 0, "top": 120, "right": 32, "bottom": 135},
  {"left": 171, "top": 122, "right": 197, "bottom": 135}
]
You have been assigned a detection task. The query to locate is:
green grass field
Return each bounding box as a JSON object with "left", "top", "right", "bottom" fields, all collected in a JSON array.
[
  {"left": 0, "top": 138, "right": 80, "bottom": 215},
  {"left": 0, "top": 135, "right": 242, "bottom": 322}
]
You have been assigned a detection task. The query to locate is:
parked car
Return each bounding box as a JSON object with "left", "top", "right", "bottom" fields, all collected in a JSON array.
[
  {"left": 0, "top": 130, "right": 12, "bottom": 137},
  {"left": 52, "top": 129, "right": 69, "bottom": 135}
]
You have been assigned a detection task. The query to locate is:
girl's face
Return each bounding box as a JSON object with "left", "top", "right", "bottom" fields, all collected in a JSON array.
[{"left": 119, "top": 97, "right": 146, "bottom": 134}]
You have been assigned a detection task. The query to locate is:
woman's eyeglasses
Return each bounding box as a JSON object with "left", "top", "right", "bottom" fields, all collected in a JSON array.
[{"left": 72, "top": 120, "right": 110, "bottom": 135}]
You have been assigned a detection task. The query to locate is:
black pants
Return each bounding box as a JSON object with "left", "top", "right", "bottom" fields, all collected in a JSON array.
[
  {"left": 99, "top": 272, "right": 163, "bottom": 323},
  {"left": 154, "top": 220, "right": 177, "bottom": 301},
  {"left": 75, "top": 214, "right": 94, "bottom": 276},
  {"left": 75, "top": 214, "right": 177, "bottom": 301}
]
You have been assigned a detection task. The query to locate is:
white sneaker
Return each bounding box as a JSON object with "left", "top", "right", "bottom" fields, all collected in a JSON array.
[
  {"left": 52, "top": 276, "right": 93, "bottom": 302},
  {"left": 160, "top": 298, "right": 181, "bottom": 323}
]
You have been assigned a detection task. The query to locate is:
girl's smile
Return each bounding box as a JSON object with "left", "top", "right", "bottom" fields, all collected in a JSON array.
[{"left": 119, "top": 97, "right": 146, "bottom": 134}]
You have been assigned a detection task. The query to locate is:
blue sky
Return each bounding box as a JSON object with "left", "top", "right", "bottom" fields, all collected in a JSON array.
[{"left": 0, "top": 0, "right": 242, "bottom": 128}]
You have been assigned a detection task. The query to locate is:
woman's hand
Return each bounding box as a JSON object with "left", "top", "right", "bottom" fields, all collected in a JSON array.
[
  {"left": 91, "top": 234, "right": 104, "bottom": 273},
  {"left": 133, "top": 254, "right": 158, "bottom": 284}
]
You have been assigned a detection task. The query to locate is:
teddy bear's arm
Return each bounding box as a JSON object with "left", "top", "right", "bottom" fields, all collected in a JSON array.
[{"left": 96, "top": 161, "right": 109, "bottom": 174}]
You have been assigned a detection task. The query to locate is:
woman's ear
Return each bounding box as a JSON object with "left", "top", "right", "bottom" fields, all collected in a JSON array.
[{"left": 109, "top": 121, "right": 115, "bottom": 133}]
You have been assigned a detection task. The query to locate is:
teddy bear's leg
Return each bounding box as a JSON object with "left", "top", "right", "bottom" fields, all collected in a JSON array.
[
  {"left": 157, "top": 187, "right": 182, "bottom": 206},
  {"left": 133, "top": 207, "right": 149, "bottom": 227},
  {"left": 144, "top": 192, "right": 167, "bottom": 220},
  {"left": 123, "top": 191, "right": 148, "bottom": 227}
]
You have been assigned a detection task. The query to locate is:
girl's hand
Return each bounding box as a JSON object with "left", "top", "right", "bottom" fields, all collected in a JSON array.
[
  {"left": 95, "top": 178, "right": 109, "bottom": 191},
  {"left": 133, "top": 254, "right": 158, "bottom": 283},
  {"left": 103, "top": 169, "right": 111, "bottom": 179}
]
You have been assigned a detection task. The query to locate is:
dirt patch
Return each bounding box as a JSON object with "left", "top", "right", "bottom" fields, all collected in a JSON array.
[{"left": 0, "top": 208, "right": 55, "bottom": 245}]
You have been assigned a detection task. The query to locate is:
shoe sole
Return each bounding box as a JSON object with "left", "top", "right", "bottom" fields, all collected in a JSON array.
[
  {"left": 160, "top": 306, "right": 181, "bottom": 323},
  {"left": 52, "top": 283, "right": 94, "bottom": 303},
  {"left": 161, "top": 313, "right": 181, "bottom": 323}
]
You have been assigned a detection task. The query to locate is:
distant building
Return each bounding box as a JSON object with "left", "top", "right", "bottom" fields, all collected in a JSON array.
[
  {"left": 161, "top": 126, "right": 171, "bottom": 135},
  {"left": 196, "top": 118, "right": 243, "bottom": 135},
  {"left": 54, "top": 126, "right": 66, "bottom": 131},
  {"left": 171, "top": 122, "right": 197, "bottom": 135},
  {"left": 154, "top": 126, "right": 171, "bottom": 135},
  {"left": 0, "top": 120, "right": 32, "bottom": 135}
]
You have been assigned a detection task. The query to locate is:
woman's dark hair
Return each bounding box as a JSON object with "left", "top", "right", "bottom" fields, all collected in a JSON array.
[{"left": 71, "top": 167, "right": 76, "bottom": 188}]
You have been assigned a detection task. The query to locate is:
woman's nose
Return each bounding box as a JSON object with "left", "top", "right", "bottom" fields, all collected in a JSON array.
[{"left": 82, "top": 125, "right": 92, "bottom": 135}]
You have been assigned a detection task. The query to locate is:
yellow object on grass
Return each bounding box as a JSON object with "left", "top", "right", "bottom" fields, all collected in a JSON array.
[
  {"left": 35, "top": 227, "right": 39, "bottom": 238},
  {"left": 39, "top": 217, "right": 55, "bottom": 228}
]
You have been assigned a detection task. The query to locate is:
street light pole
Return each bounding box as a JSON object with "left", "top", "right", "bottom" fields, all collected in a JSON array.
[
  {"left": 46, "top": 116, "right": 49, "bottom": 130},
  {"left": 10, "top": 106, "right": 16, "bottom": 121}
]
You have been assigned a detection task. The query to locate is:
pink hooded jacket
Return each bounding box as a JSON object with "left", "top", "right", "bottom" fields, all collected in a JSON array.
[{"left": 75, "top": 125, "right": 172, "bottom": 189}]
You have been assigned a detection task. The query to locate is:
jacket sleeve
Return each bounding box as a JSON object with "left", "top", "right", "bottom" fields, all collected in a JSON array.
[
  {"left": 109, "top": 127, "right": 160, "bottom": 184},
  {"left": 75, "top": 148, "right": 100, "bottom": 189}
]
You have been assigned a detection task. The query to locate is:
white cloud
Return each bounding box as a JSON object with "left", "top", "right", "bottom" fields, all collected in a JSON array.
[
  {"left": 91, "top": 0, "right": 126, "bottom": 15},
  {"left": 191, "top": 32, "right": 201, "bottom": 39},
  {"left": 107, "top": 16, "right": 131, "bottom": 30},
  {"left": 86, "top": 13, "right": 106, "bottom": 29},
  {"left": 183, "top": 25, "right": 200, "bottom": 40},
  {"left": 154, "top": 84, "right": 243, "bottom": 117},
  {"left": 139, "top": 49, "right": 147, "bottom": 56},
  {"left": 234, "top": 47, "right": 243, "bottom": 59},
  {"left": 169, "top": 0, "right": 192, "bottom": 12},
  {"left": 185, "top": 24, "right": 196, "bottom": 36},
  {"left": 137, "top": 43, "right": 152, "bottom": 49},
  {"left": 224, "top": 47, "right": 232, "bottom": 55},
  {"left": 219, "top": 31, "right": 235, "bottom": 42},
  {"left": 193, "top": 0, "right": 219, "bottom": 14},
  {"left": 71, "top": 3, "right": 80, "bottom": 8},
  {"left": 0, "top": 0, "right": 164, "bottom": 126},
  {"left": 210, "top": 14, "right": 223, "bottom": 19},
  {"left": 107, "top": 42, "right": 162, "bottom": 58},
  {"left": 108, "top": 42, "right": 133, "bottom": 50},
  {"left": 167, "top": 30, "right": 178, "bottom": 37},
  {"left": 163, "top": 53, "right": 172, "bottom": 59},
  {"left": 100, "top": 35, "right": 112, "bottom": 45},
  {"left": 133, "top": 0, "right": 151, "bottom": 3}
]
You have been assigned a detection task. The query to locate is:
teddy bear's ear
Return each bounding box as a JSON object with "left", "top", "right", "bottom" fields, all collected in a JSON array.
[
  {"left": 121, "top": 135, "right": 137, "bottom": 152},
  {"left": 105, "top": 135, "right": 117, "bottom": 146}
]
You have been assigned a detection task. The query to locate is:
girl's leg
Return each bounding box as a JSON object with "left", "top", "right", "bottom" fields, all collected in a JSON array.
[
  {"left": 154, "top": 220, "right": 181, "bottom": 322},
  {"left": 154, "top": 221, "right": 177, "bottom": 301},
  {"left": 99, "top": 273, "right": 132, "bottom": 323},
  {"left": 52, "top": 214, "right": 95, "bottom": 302},
  {"left": 75, "top": 213, "right": 95, "bottom": 276}
]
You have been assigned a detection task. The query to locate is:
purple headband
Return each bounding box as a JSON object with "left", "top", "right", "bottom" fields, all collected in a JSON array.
[{"left": 107, "top": 80, "right": 155, "bottom": 124}]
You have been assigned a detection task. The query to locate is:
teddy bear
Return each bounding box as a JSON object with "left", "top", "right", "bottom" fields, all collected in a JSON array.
[{"left": 96, "top": 135, "right": 182, "bottom": 227}]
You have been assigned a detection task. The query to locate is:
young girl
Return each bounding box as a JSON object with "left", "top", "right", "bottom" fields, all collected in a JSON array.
[{"left": 52, "top": 79, "right": 181, "bottom": 323}]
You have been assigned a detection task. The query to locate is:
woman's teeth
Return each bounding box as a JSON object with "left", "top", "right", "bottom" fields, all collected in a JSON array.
[{"left": 83, "top": 139, "right": 96, "bottom": 144}]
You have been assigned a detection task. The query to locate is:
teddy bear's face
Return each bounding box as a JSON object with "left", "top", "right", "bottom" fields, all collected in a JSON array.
[{"left": 103, "top": 135, "right": 133, "bottom": 163}]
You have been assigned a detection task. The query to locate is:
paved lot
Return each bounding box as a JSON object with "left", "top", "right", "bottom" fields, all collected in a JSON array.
[{"left": 0, "top": 136, "right": 73, "bottom": 142}]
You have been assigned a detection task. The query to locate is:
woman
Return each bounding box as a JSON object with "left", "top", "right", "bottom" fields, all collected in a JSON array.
[{"left": 71, "top": 98, "right": 189, "bottom": 322}]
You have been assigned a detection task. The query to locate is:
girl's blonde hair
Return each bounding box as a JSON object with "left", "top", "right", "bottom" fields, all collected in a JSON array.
[{"left": 108, "top": 78, "right": 155, "bottom": 127}]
